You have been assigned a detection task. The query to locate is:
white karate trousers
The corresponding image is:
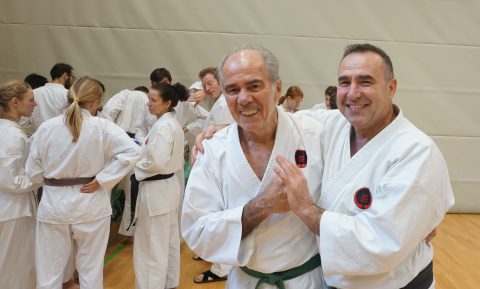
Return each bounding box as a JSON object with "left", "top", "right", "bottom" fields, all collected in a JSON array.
[
  {"left": 0, "top": 216, "right": 36, "bottom": 289},
  {"left": 36, "top": 217, "right": 110, "bottom": 289},
  {"left": 133, "top": 194, "right": 180, "bottom": 289}
]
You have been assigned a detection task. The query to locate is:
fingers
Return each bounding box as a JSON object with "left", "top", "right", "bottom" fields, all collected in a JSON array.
[
  {"left": 191, "top": 146, "right": 198, "bottom": 165},
  {"left": 194, "top": 133, "right": 206, "bottom": 154},
  {"left": 425, "top": 228, "right": 438, "bottom": 244},
  {"left": 275, "top": 155, "right": 303, "bottom": 187},
  {"left": 80, "top": 179, "right": 99, "bottom": 193},
  {"left": 204, "top": 125, "right": 217, "bottom": 138}
]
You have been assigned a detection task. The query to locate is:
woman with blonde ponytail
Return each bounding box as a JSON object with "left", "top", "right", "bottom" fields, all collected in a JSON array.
[
  {"left": 26, "top": 76, "right": 141, "bottom": 289},
  {"left": 0, "top": 80, "right": 38, "bottom": 289}
]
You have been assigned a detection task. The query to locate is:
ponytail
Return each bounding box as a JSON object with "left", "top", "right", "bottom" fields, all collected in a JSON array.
[
  {"left": 64, "top": 89, "right": 83, "bottom": 143},
  {"left": 278, "top": 95, "right": 287, "bottom": 105},
  {"left": 172, "top": 82, "right": 190, "bottom": 103},
  {"left": 63, "top": 76, "right": 103, "bottom": 143}
]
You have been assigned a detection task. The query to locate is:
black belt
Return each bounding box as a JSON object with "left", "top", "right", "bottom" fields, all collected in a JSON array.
[
  {"left": 126, "top": 132, "right": 135, "bottom": 138},
  {"left": 328, "top": 261, "right": 433, "bottom": 289},
  {"left": 401, "top": 261, "right": 433, "bottom": 289},
  {"left": 126, "top": 173, "right": 174, "bottom": 231}
]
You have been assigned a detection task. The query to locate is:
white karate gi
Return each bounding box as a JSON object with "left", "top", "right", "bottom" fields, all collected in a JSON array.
[
  {"left": 26, "top": 110, "right": 141, "bottom": 289},
  {"left": 133, "top": 112, "right": 184, "bottom": 289},
  {"left": 134, "top": 105, "right": 157, "bottom": 143},
  {"left": 310, "top": 102, "right": 327, "bottom": 111},
  {"left": 195, "top": 93, "right": 236, "bottom": 277},
  {"left": 31, "top": 83, "right": 68, "bottom": 130},
  {"left": 205, "top": 94, "right": 235, "bottom": 127},
  {"left": 175, "top": 101, "right": 209, "bottom": 136},
  {"left": 182, "top": 109, "right": 327, "bottom": 288},
  {"left": 102, "top": 89, "right": 148, "bottom": 134},
  {"left": 0, "top": 119, "right": 38, "bottom": 289},
  {"left": 101, "top": 89, "right": 148, "bottom": 236},
  {"left": 309, "top": 108, "right": 455, "bottom": 289}
]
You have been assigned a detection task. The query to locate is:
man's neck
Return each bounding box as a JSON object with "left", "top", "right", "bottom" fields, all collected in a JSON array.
[
  {"left": 51, "top": 79, "right": 64, "bottom": 85},
  {"left": 238, "top": 116, "right": 278, "bottom": 180},
  {"left": 350, "top": 105, "right": 399, "bottom": 156}
]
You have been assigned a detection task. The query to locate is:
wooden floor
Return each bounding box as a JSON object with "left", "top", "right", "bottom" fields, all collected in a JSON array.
[{"left": 103, "top": 214, "right": 480, "bottom": 289}]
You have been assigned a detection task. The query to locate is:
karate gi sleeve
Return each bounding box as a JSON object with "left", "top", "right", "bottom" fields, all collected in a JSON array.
[
  {"left": 134, "top": 122, "right": 177, "bottom": 180},
  {"left": 185, "top": 104, "right": 209, "bottom": 135},
  {"left": 319, "top": 144, "right": 454, "bottom": 276},
  {"left": 134, "top": 106, "right": 149, "bottom": 142},
  {"left": 95, "top": 122, "right": 141, "bottom": 190},
  {"left": 181, "top": 144, "right": 244, "bottom": 266},
  {"left": 102, "top": 93, "right": 125, "bottom": 123},
  {"left": 215, "top": 105, "right": 235, "bottom": 125},
  {"left": 0, "top": 135, "right": 37, "bottom": 193}
]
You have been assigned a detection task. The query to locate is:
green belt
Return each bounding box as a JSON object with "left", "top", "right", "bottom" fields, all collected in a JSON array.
[{"left": 240, "top": 254, "right": 321, "bottom": 289}]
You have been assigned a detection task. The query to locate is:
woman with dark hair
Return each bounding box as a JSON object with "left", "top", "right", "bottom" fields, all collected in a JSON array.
[
  {"left": 132, "top": 82, "right": 187, "bottom": 289},
  {"left": 0, "top": 80, "right": 38, "bottom": 289},
  {"left": 27, "top": 76, "right": 140, "bottom": 289},
  {"left": 277, "top": 85, "right": 304, "bottom": 113}
]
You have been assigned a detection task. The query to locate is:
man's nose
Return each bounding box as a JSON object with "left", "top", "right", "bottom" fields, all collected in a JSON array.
[{"left": 237, "top": 89, "right": 252, "bottom": 105}]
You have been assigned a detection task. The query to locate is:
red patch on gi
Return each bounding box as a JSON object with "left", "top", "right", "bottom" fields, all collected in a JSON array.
[
  {"left": 145, "top": 138, "right": 149, "bottom": 145},
  {"left": 354, "top": 187, "right": 372, "bottom": 209},
  {"left": 295, "top": 149, "right": 307, "bottom": 168}
]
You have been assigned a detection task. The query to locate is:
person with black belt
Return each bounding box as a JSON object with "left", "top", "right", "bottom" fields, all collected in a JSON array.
[
  {"left": 274, "top": 43, "right": 454, "bottom": 289},
  {"left": 131, "top": 82, "right": 187, "bottom": 289},
  {"left": 26, "top": 76, "right": 141, "bottom": 289}
]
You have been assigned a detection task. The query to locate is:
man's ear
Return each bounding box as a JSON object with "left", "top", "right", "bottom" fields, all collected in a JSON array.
[
  {"left": 274, "top": 80, "right": 282, "bottom": 102},
  {"left": 388, "top": 78, "right": 397, "bottom": 100}
]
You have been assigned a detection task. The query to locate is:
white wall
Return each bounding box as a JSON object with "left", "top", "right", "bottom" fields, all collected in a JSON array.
[{"left": 1, "top": 0, "right": 479, "bottom": 211}]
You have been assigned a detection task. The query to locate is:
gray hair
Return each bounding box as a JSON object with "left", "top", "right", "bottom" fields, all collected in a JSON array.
[{"left": 217, "top": 44, "right": 280, "bottom": 89}]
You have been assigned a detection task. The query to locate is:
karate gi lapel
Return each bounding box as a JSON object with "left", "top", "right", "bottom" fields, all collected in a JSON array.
[{"left": 321, "top": 112, "right": 404, "bottom": 211}]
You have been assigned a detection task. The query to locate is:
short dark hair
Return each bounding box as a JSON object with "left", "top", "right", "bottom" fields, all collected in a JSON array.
[
  {"left": 342, "top": 43, "right": 394, "bottom": 80},
  {"left": 24, "top": 73, "right": 48, "bottom": 89},
  {"left": 50, "top": 63, "right": 73, "bottom": 80},
  {"left": 134, "top": 86, "right": 149, "bottom": 94},
  {"left": 150, "top": 68, "right": 172, "bottom": 84},
  {"left": 198, "top": 67, "right": 218, "bottom": 81},
  {"left": 324, "top": 86, "right": 337, "bottom": 98}
]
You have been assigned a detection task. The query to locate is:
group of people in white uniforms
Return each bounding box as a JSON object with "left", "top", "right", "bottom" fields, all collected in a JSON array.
[
  {"left": 0, "top": 76, "right": 142, "bottom": 289},
  {"left": 183, "top": 43, "right": 454, "bottom": 289},
  {"left": 0, "top": 42, "right": 455, "bottom": 289}
]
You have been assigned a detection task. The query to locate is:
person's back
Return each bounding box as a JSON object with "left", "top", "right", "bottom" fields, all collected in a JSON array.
[
  {"left": 31, "top": 63, "right": 75, "bottom": 130},
  {"left": 102, "top": 89, "right": 148, "bottom": 135},
  {"left": 32, "top": 83, "right": 68, "bottom": 130},
  {"left": 27, "top": 76, "right": 140, "bottom": 289},
  {"left": 31, "top": 109, "right": 139, "bottom": 221}
]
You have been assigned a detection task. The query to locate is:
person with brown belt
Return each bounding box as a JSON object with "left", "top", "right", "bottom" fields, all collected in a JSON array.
[
  {"left": 0, "top": 80, "right": 39, "bottom": 289},
  {"left": 26, "top": 76, "right": 141, "bottom": 289}
]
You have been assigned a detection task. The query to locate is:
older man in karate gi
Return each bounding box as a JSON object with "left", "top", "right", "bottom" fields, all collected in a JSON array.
[
  {"left": 275, "top": 43, "right": 455, "bottom": 289},
  {"left": 182, "top": 45, "right": 328, "bottom": 289}
]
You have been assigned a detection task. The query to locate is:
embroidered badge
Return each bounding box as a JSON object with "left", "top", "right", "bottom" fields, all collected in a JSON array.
[
  {"left": 354, "top": 187, "right": 372, "bottom": 209},
  {"left": 295, "top": 149, "right": 307, "bottom": 168}
]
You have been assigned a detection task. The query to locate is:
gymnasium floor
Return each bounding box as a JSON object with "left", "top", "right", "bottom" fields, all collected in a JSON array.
[{"left": 102, "top": 214, "right": 480, "bottom": 289}]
